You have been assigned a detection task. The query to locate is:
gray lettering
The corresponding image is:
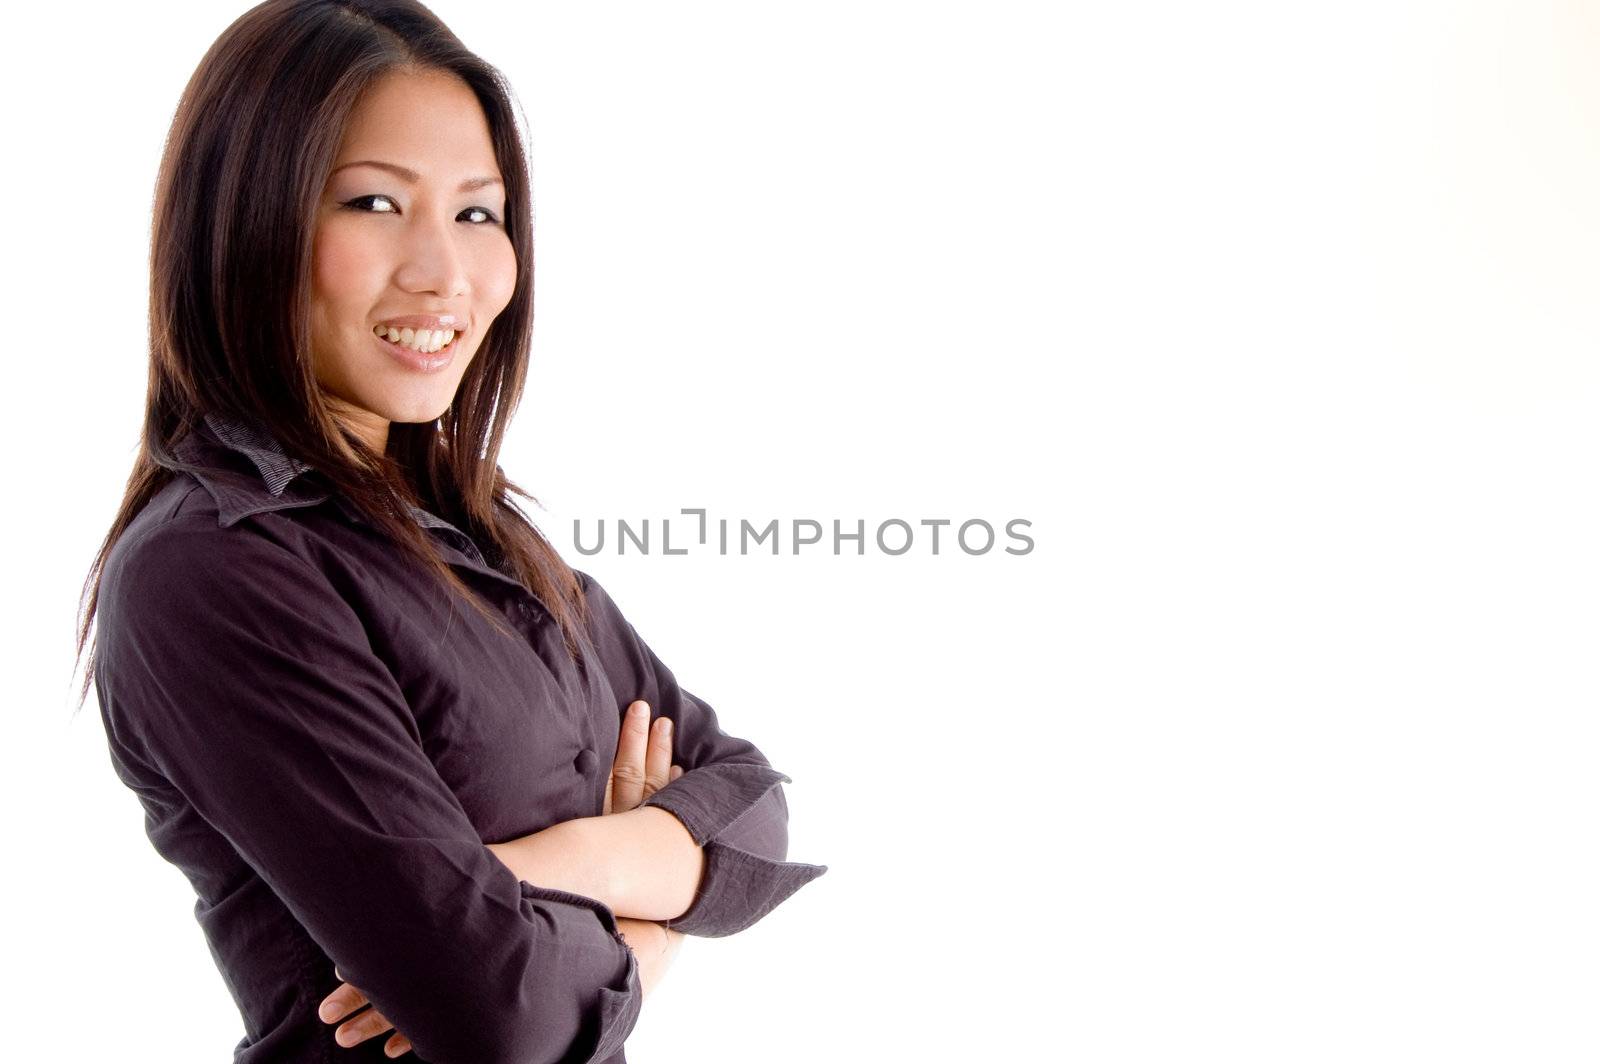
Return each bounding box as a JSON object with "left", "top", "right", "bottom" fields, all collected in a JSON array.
[
  {"left": 876, "top": 519, "right": 913, "bottom": 556},
  {"left": 792, "top": 519, "right": 822, "bottom": 554},
  {"left": 1005, "top": 518, "right": 1034, "bottom": 555},
  {"left": 834, "top": 519, "right": 865, "bottom": 555},
  {"left": 920, "top": 518, "right": 951, "bottom": 555},
  {"left": 958, "top": 519, "right": 995, "bottom": 555},
  {"left": 681, "top": 508, "right": 707, "bottom": 545},
  {"left": 618, "top": 519, "right": 650, "bottom": 555},
  {"left": 742, "top": 519, "right": 779, "bottom": 555},
  {"left": 663, "top": 518, "right": 687, "bottom": 555},
  {"left": 573, "top": 519, "right": 604, "bottom": 556}
]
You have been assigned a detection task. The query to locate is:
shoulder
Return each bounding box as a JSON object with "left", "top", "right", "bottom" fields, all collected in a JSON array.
[
  {"left": 571, "top": 567, "right": 621, "bottom": 619},
  {"left": 100, "top": 491, "right": 319, "bottom": 636},
  {"left": 568, "top": 568, "right": 647, "bottom": 669},
  {"left": 572, "top": 567, "right": 607, "bottom": 606}
]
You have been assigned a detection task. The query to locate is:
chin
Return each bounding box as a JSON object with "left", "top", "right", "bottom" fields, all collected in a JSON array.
[
  {"left": 364, "top": 378, "right": 464, "bottom": 425},
  {"left": 380, "top": 399, "right": 455, "bottom": 426}
]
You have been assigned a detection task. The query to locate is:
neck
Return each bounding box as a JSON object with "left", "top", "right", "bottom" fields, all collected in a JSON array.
[{"left": 325, "top": 397, "right": 390, "bottom": 454}]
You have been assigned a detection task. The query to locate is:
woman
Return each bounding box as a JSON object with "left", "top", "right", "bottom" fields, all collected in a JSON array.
[{"left": 73, "top": 1, "right": 827, "bottom": 1061}]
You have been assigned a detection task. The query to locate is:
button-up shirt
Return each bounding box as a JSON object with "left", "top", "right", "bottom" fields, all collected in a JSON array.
[{"left": 92, "top": 412, "right": 828, "bottom": 1064}]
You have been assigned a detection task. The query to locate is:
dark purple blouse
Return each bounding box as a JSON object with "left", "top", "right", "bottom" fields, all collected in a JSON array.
[{"left": 92, "top": 413, "right": 827, "bottom": 1063}]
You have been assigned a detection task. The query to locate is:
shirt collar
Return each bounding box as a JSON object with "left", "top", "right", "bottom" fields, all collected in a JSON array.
[
  {"left": 168, "top": 411, "right": 336, "bottom": 528},
  {"left": 178, "top": 411, "right": 469, "bottom": 542},
  {"left": 200, "top": 411, "right": 315, "bottom": 496}
]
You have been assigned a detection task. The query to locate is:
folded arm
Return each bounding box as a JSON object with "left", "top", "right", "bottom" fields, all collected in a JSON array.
[
  {"left": 614, "top": 916, "right": 686, "bottom": 1002},
  {"left": 574, "top": 570, "right": 829, "bottom": 937},
  {"left": 488, "top": 804, "right": 704, "bottom": 922},
  {"left": 96, "top": 521, "right": 641, "bottom": 1064}
]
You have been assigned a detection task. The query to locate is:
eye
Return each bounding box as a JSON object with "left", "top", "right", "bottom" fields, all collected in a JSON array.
[
  {"left": 340, "top": 194, "right": 501, "bottom": 225},
  {"left": 342, "top": 193, "right": 399, "bottom": 214}
]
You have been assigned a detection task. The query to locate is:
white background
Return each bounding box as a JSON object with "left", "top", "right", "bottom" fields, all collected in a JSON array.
[{"left": 7, "top": 1, "right": 1599, "bottom": 1060}]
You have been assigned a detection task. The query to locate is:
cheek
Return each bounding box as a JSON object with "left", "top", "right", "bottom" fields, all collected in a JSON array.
[
  {"left": 473, "top": 239, "right": 519, "bottom": 314},
  {"left": 311, "top": 222, "right": 383, "bottom": 317}
]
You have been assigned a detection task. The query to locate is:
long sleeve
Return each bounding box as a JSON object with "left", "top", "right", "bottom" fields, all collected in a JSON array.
[
  {"left": 576, "top": 570, "right": 828, "bottom": 938},
  {"left": 95, "top": 519, "right": 641, "bottom": 1064}
]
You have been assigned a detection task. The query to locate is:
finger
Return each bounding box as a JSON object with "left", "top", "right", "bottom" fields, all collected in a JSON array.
[
  {"left": 610, "top": 700, "right": 651, "bottom": 811},
  {"left": 602, "top": 770, "right": 614, "bottom": 816},
  {"left": 669, "top": 764, "right": 684, "bottom": 782},
  {"left": 643, "top": 714, "right": 673, "bottom": 798},
  {"left": 319, "top": 981, "right": 370, "bottom": 1025},
  {"left": 334, "top": 1004, "right": 396, "bottom": 1049},
  {"left": 385, "top": 1032, "right": 413, "bottom": 1058}
]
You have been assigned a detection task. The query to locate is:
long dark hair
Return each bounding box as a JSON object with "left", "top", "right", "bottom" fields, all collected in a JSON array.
[{"left": 74, "top": 0, "right": 588, "bottom": 710}]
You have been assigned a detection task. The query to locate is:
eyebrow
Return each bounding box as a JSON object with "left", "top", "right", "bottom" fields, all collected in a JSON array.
[{"left": 331, "top": 160, "right": 504, "bottom": 193}]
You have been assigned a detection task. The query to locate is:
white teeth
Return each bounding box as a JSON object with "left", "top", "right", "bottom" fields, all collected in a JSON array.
[{"left": 373, "top": 324, "right": 457, "bottom": 353}]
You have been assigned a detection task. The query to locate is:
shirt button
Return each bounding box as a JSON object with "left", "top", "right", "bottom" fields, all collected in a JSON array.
[{"left": 574, "top": 748, "right": 598, "bottom": 775}]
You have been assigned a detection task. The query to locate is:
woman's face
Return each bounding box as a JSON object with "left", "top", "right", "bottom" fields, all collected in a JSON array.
[{"left": 311, "top": 68, "right": 517, "bottom": 451}]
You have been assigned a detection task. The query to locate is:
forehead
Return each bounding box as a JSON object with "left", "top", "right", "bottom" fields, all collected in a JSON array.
[{"left": 336, "top": 69, "right": 500, "bottom": 177}]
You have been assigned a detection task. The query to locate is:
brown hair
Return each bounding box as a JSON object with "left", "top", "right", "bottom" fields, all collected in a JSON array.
[{"left": 74, "top": 0, "right": 588, "bottom": 710}]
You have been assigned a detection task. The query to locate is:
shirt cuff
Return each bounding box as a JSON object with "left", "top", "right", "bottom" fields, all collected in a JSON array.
[
  {"left": 641, "top": 762, "right": 830, "bottom": 938},
  {"left": 517, "top": 881, "right": 643, "bottom": 1062}
]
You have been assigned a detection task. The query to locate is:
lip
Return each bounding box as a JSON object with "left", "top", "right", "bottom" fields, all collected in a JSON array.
[
  {"left": 375, "top": 313, "right": 464, "bottom": 331},
  {"left": 372, "top": 324, "right": 461, "bottom": 373}
]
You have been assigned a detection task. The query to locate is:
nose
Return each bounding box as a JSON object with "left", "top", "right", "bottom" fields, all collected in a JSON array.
[{"left": 393, "top": 214, "right": 470, "bottom": 298}]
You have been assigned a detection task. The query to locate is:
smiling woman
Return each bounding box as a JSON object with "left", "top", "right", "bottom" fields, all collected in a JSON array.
[
  {"left": 310, "top": 73, "right": 517, "bottom": 451},
  {"left": 73, "top": 1, "right": 828, "bottom": 1062}
]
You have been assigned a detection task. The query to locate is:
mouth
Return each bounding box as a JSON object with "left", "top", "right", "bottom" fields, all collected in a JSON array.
[
  {"left": 371, "top": 323, "right": 463, "bottom": 370},
  {"left": 372, "top": 323, "right": 461, "bottom": 353}
]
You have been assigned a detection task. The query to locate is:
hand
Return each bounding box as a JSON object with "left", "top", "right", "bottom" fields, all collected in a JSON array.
[
  {"left": 615, "top": 917, "right": 688, "bottom": 1002},
  {"left": 318, "top": 699, "right": 688, "bottom": 1054},
  {"left": 318, "top": 966, "right": 413, "bottom": 1058},
  {"left": 603, "top": 700, "right": 685, "bottom": 814}
]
